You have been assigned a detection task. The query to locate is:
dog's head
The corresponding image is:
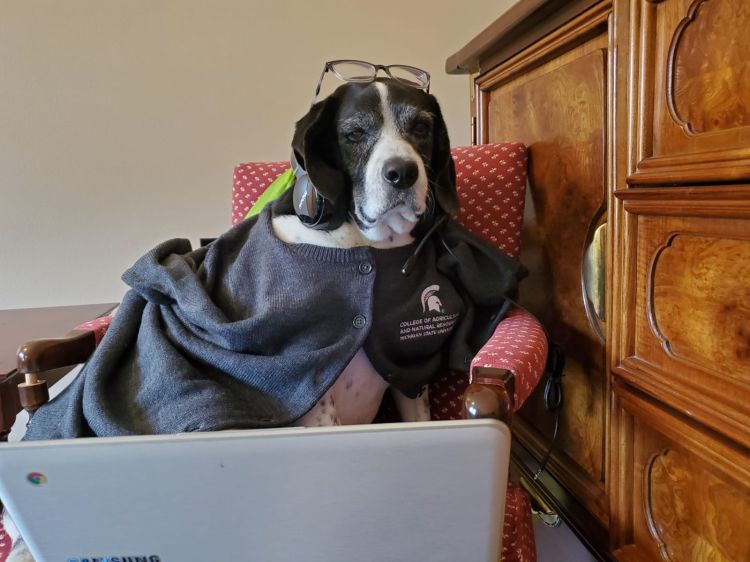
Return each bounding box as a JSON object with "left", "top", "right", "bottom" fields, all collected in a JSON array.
[{"left": 291, "top": 78, "right": 458, "bottom": 241}]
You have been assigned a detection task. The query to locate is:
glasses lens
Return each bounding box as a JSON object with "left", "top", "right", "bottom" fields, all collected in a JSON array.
[
  {"left": 330, "top": 61, "right": 376, "bottom": 82},
  {"left": 387, "top": 65, "right": 429, "bottom": 88}
]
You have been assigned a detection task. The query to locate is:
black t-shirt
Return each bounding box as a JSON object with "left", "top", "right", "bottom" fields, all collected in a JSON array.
[{"left": 364, "top": 240, "right": 466, "bottom": 398}]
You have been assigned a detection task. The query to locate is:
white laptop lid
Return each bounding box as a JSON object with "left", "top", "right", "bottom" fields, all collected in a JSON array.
[{"left": 0, "top": 419, "right": 510, "bottom": 562}]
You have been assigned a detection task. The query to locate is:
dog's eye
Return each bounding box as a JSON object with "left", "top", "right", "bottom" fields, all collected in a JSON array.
[
  {"left": 345, "top": 129, "right": 366, "bottom": 143},
  {"left": 412, "top": 121, "right": 431, "bottom": 136}
]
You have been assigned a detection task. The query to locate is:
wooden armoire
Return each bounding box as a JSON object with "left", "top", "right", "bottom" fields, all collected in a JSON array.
[{"left": 448, "top": 0, "right": 750, "bottom": 560}]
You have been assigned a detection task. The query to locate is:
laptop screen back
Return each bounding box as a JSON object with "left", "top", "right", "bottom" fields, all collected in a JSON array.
[{"left": 0, "top": 420, "right": 509, "bottom": 562}]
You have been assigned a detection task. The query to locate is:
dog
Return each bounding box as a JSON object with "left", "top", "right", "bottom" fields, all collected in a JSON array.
[
  {"left": 3, "top": 77, "right": 458, "bottom": 561},
  {"left": 274, "top": 78, "right": 457, "bottom": 427}
]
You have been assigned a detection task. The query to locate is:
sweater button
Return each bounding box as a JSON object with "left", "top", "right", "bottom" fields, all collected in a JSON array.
[
  {"left": 358, "top": 262, "right": 373, "bottom": 275},
  {"left": 352, "top": 314, "right": 367, "bottom": 329}
]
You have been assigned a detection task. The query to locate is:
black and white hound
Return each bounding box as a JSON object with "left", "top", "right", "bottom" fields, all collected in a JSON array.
[{"left": 273, "top": 78, "right": 458, "bottom": 426}]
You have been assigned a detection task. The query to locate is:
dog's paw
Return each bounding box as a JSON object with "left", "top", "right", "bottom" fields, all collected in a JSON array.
[{"left": 393, "top": 386, "right": 431, "bottom": 422}]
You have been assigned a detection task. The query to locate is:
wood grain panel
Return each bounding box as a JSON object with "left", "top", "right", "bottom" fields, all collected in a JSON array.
[
  {"left": 650, "top": 234, "right": 750, "bottom": 377},
  {"left": 647, "top": 448, "right": 750, "bottom": 561},
  {"left": 628, "top": 0, "right": 750, "bottom": 184},
  {"left": 481, "top": 30, "right": 610, "bottom": 521},
  {"left": 610, "top": 382, "right": 750, "bottom": 562},
  {"left": 615, "top": 185, "right": 750, "bottom": 448},
  {"left": 668, "top": 0, "right": 750, "bottom": 134}
]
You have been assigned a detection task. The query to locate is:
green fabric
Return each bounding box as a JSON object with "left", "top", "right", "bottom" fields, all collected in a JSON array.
[{"left": 245, "top": 167, "right": 295, "bottom": 219}]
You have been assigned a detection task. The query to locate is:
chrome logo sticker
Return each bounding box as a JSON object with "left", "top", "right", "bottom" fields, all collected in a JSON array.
[{"left": 26, "top": 472, "right": 47, "bottom": 486}]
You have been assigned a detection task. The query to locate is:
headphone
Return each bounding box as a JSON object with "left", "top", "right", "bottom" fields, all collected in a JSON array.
[{"left": 291, "top": 151, "right": 337, "bottom": 229}]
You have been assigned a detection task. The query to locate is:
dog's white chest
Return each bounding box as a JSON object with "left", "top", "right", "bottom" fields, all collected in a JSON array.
[{"left": 295, "top": 349, "right": 389, "bottom": 426}]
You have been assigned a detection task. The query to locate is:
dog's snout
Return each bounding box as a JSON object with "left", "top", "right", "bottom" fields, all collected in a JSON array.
[{"left": 382, "top": 157, "right": 419, "bottom": 190}]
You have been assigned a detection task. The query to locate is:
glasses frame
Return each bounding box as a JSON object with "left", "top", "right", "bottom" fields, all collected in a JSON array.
[{"left": 311, "top": 59, "right": 430, "bottom": 106}]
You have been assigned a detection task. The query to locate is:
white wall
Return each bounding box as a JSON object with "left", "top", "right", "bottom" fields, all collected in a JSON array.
[{"left": 0, "top": 0, "right": 515, "bottom": 309}]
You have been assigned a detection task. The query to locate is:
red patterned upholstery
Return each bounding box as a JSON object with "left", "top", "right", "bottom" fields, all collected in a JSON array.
[
  {"left": 452, "top": 143, "right": 527, "bottom": 258},
  {"left": 73, "top": 315, "right": 113, "bottom": 346},
  {"left": 428, "top": 368, "right": 469, "bottom": 421},
  {"left": 471, "top": 308, "right": 548, "bottom": 410},
  {"left": 504, "top": 482, "right": 537, "bottom": 562},
  {"left": 0, "top": 525, "right": 9, "bottom": 562},
  {"left": 232, "top": 161, "right": 290, "bottom": 225}
]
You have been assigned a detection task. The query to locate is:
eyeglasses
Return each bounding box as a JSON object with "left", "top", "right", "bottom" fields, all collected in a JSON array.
[{"left": 311, "top": 59, "right": 430, "bottom": 105}]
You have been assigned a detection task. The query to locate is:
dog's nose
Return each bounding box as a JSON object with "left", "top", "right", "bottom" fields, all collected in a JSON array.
[{"left": 382, "top": 157, "right": 419, "bottom": 189}]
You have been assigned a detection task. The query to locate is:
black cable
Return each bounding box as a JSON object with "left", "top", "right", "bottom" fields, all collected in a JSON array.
[
  {"left": 504, "top": 298, "right": 566, "bottom": 479},
  {"left": 400, "top": 214, "right": 448, "bottom": 276},
  {"left": 534, "top": 342, "right": 565, "bottom": 479},
  {"left": 534, "top": 411, "right": 560, "bottom": 481}
]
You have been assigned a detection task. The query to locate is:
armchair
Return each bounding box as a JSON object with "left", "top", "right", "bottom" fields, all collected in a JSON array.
[{"left": 0, "top": 143, "right": 547, "bottom": 562}]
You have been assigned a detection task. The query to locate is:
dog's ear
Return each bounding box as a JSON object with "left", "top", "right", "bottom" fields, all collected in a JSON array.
[
  {"left": 429, "top": 101, "right": 460, "bottom": 216},
  {"left": 291, "top": 95, "right": 346, "bottom": 202}
]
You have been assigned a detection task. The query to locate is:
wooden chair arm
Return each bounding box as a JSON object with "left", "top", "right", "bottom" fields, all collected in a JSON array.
[
  {"left": 0, "top": 331, "right": 98, "bottom": 439},
  {"left": 463, "top": 367, "right": 515, "bottom": 425},
  {"left": 17, "top": 330, "right": 97, "bottom": 375},
  {"left": 0, "top": 306, "right": 114, "bottom": 440},
  {"left": 0, "top": 372, "right": 22, "bottom": 440},
  {"left": 0, "top": 365, "right": 76, "bottom": 440}
]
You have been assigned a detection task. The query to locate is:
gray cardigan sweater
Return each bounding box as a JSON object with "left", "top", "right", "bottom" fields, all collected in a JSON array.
[{"left": 25, "top": 208, "right": 525, "bottom": 440}]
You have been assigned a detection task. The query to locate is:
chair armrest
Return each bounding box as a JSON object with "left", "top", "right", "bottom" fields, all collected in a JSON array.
[
  {"left": 2, "top": 331, "right": 95, "bottom": 439},
  {"left": 0, "top": 315, "right": 113, "bottom": 438},
  {"left": 17, "top": 330, "right": 97, "bottom": 376},
  {"left": 16, "top": 315, "right": 112, "bottom": 375},
  {"left": 463, "top": 369, "right": 514, "bottom": 424},
  {"left": 469, "top": 308, "right": 548, "bottom": 412}
]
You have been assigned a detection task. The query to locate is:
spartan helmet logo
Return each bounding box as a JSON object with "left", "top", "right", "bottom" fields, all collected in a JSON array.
[{"left": 421, "top": 285, "right": 444, "bottom": 314}]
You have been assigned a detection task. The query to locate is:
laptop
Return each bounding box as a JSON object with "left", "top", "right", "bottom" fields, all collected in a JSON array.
[{"left": 0, "top": 419, "right": 510, "bottom": 562}]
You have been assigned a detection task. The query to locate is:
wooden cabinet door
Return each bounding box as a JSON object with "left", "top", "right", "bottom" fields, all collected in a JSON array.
[
  {"left": 475, "top": 4, "right": 612, "bottom": 534},
  {"left": 630, "top": 0, "right": 750, "bottom": 184},
  {"left": 610, "top": 185, "right": 750, "bottom": 561},
  {"left": 610, "top": 379, "right": 750, "bottom": 562},
  {"left": 613, "top": 187, "right": 750, "bottom": 447}
]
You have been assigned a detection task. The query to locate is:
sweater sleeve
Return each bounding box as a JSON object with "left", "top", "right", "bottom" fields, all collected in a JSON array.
[{"left": 436, "top": 218, "right": 528, "bottom": 371}]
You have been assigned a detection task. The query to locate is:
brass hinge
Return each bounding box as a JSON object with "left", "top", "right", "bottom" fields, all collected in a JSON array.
[{"left": 519, "top": 476, "right": 562, "bottom": 528}]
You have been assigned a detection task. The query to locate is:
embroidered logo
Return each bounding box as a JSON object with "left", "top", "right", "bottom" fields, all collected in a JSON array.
[
  {"left": 421, "top": 285, "right": 444, "bottom": 314},
  {"left": 399, "top": 284, "right": 459, "bottom": 342}
]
